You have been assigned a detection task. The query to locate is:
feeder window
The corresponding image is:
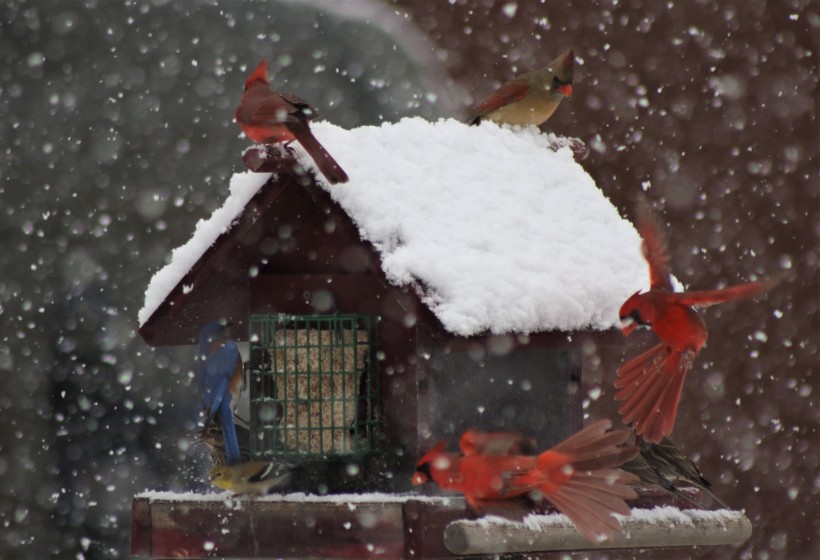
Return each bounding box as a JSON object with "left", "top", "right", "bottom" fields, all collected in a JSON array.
[{"left": 249, "top": 313, "right": 380, "bottom": 459}]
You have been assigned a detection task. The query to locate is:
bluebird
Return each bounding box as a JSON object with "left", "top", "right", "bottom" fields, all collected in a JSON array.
[{"left": 197, "top": 321, "right": 244, "bottom": 465}]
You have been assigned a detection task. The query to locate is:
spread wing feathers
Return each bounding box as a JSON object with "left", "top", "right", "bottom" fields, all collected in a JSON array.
[
  {"left": 459, "top": 430, "right": 538, "bottom": 456},
  {"left": 615, "top": 345, "right": 692, "bottom": 443},
  {"left": 635, "top": 203, "right": 673, "bottom": 292},
  {"left": 466, "top": 79, "right": 530, "bottom": 124},
  {"left": 673, "top": 275, "right": 781, "bottom": 308},
  {"left": 549, "top": 420, "right": 638, "bottom": 470}
]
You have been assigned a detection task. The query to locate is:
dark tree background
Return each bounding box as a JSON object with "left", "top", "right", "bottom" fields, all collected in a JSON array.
[{"left": 0, "top": 0, "right": 816, "bottom": 558}]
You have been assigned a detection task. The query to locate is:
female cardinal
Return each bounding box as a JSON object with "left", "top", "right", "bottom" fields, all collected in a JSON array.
[
  {"left": 235, "top": 59, "right": 348, "bottom": 184},
  {"left": 413, "top": 420, "right": 639, "bottom": 544},
  {"left": 466, "top": 49, "right": 574, "bottom": 126},
  {"left": 615, "top": 205, "right": 782, "bottom": 443}
]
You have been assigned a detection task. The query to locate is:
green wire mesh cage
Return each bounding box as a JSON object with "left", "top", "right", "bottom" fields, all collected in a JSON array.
[{"left": 249, "top": 313, "right": 381, "bottom": 459}]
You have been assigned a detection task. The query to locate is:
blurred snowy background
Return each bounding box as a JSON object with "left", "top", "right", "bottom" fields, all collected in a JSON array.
[{"left": 0, "top": 0, "right": 816, "bottom": 558}]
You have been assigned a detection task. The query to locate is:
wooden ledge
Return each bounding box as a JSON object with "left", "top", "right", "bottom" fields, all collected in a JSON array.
[
  {"left": 443, "top": 508, "right": 752, "bottom": 556},
  {"left": 132, "top": 493, "right": 750, "bottom": 559}
]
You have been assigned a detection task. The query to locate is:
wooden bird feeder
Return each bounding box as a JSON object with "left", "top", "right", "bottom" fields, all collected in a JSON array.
[{"left": 134, "top": 124, "right": 751, "bottom": 558}]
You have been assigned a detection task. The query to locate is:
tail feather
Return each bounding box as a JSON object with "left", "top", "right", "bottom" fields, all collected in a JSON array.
[
  {"left": 218, "top": 399, "right": 241, "bottom": 465},
  {"left": 290, "top": 123, "right": 349, "bottom": 184},
  {"left": 565, "top": 431, "right": 634, "bottom": 470},
  {"left": 547, "top": 419, "right": 638, "bottom": 473},
  {"left": 546, "top": 486, "right": 625, "bottom": 543},
  {"left": 551, "top": 419, "right": 611, "bottom": 455},
  {"left": 616, "top": 345, "right": 690, "bottom": 443},
  {"left": 569, "top": 471, "right": 640, "bottom": 502},
  {"left": 560, "top": 478, "right": 634, "bottom": 515},
  {"left": 528, "top": 421, "right": 638, "bottom": 543}
]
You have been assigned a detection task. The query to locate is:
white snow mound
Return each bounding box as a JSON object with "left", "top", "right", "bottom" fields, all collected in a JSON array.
[{"left": 139, "top": 117, "right": 648, "bottom": 335}]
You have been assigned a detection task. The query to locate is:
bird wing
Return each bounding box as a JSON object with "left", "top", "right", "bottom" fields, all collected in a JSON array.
[
  {"left": 201, "top": 343, "right": 241, "bottom": 415},
  {"left": 278, "top": 92, "right": 318, "bottom": 120},
  {"left": 459, "top": 430, "right": 537, "bottom": 456},
  {"left": 673, "top": 276, "right": 780, "bottom": 308},
  {"left": 465, "top": 78, "right": 530, "bottom": 124},
  {"left": 247, "top": 96, "right": 303, "bottom": 126},
  {"left": 635, "top": 204, "right": 674, "bottom": 292}
]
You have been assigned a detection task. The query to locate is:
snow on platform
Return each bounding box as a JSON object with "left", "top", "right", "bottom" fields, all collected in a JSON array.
[
  {"left": 139, "top": 117, "right": 647, "bottom": 336},
  {"left": 136, "top": 490, "right": 456, "bottom": 505}
]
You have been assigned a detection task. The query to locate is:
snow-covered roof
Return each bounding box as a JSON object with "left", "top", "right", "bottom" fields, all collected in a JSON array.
[{"left": 139, "top": 117, "right": 647, "bottom": 336}]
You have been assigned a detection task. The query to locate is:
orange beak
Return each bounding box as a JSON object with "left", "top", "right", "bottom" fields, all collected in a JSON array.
[
  {"left": 558, "top": 83, "right": 573, "bottom": 97},
  {"left": 411, "top": 472, "right": 428, "bottom": 486},
  {"left": 620, "top": 316, "right": 638, "bottom": 337}
]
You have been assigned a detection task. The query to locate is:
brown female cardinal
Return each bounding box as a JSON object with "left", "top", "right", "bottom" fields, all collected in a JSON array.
[
  {"left": 615, "top": 205, "right": 782, "bottom": 443},
  {"left": 235, "top": 59, "right": 348, "bottom": 184},
  {"left": 466, "top": 49, "right": 574, "bottom": 126},
  {"left": 412, "top": 420, "right": 639, "bottom": 544}
]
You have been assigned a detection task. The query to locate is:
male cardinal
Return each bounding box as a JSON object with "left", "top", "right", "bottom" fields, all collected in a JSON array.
[
  {"left": 621, "top": 436, "right": 727, "bottom": 509},
  {"left": 466, "top": 49, "right": 574, "bottom": 126},
  {"left": 235, "top": 59, "right": 348, "bottom": 184},
  {"left": 615, "top": 205, "right": 782, "bottom": 442},
  {"left": 413, "top": 420, "right": 639, "bottom": 544}
]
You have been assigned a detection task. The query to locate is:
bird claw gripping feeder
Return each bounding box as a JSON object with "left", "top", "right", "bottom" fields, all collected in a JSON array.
[{"left": 133, "top": 118, "right": 751, "bottom": 558}]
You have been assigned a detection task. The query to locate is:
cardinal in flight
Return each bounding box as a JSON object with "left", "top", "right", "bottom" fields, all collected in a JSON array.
[
  {"left": 615, "top": 205, "right": 782, "bottom": 443},
  {"left": 235, "top": 59, "right": 348, "bottom": 184},
  {"left": 466, "top": 49, "right": 574, "bottom": 126},
  {"left": 412, "top": 420, "right": 639, "bottom": 544}
]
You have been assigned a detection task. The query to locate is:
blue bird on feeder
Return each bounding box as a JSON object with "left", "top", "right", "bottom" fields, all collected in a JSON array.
[{"left": 197, "top": 321, "right": 244, "bottom": 465}]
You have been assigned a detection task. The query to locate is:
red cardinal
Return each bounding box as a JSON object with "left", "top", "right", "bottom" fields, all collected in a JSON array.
[
  {"left": 235, "top": 59, "right": 348, "bottom": 184},
  {"left": 459, "top": 429, "right": 537, "bottom": 456},
  {"left": 413, "top": 420, "right": 639, "bottom": 544},
  {"left": 466, "top": 50, "right": 574, "bottom": 126},
  {"left": 615, "top": 205, "right": 782, "bottom": 443}
]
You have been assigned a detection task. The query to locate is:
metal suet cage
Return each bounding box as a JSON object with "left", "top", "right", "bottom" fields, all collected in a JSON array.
[{"left": 249, "top": 313, "right": 380, "bottom": 459}]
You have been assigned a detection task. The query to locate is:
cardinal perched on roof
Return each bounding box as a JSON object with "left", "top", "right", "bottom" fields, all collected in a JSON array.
[
  {"left": 615, "top": 204, "right": 783, "bottom": 442},
  {"left": 466, "top": 49, "right": 574, "bottom": 126},
  {"left": 412, "top": 420, "right": 640, "bottom": 544},
  {"left": 235, "top": 59, "right": 348, "bottom": 184}
]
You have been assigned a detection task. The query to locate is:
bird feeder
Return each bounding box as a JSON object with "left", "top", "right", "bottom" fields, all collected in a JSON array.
[{"left": 133, "top": 119, "right": 751, "bottom": 558}]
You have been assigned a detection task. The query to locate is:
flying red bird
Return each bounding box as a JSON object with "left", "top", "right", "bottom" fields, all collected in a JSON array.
[
  {"left": 412, "top": 420, "right": 639, "bottom": 544},
  {"left": 235, "top": 59, "right": 348, "bottom": 184},
  {"left": 615, "top": 205, "right": 782, "bottom": 443}
]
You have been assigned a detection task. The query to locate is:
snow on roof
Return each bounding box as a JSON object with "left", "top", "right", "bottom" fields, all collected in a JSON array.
[{"left": 139, "top": 117, "right": 647, "bottom": 335}]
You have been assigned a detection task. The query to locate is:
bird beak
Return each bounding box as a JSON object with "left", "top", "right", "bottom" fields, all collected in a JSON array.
[
  {"left": 620, "top": 316, "right": 638, "bottom": 337},
  {"left": 558, "top": 83, "right": 573, "bottom": 97},
  {"left": 411, "top": 472, "right": 428, "bottom": 486}
]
